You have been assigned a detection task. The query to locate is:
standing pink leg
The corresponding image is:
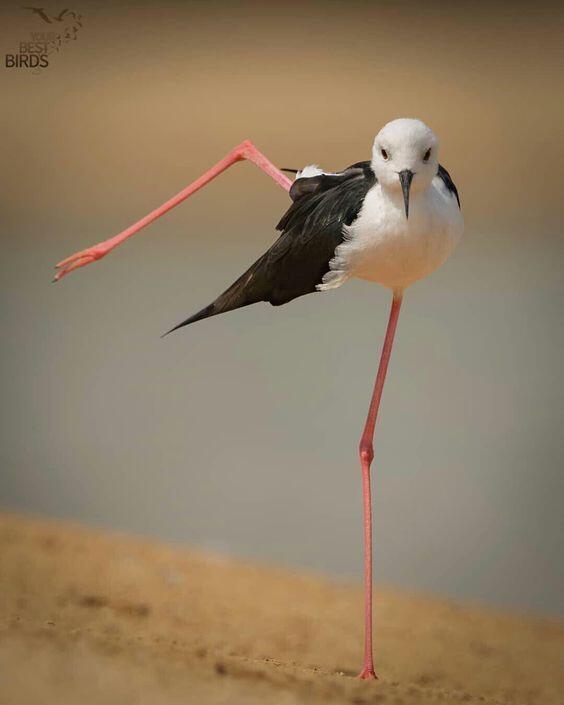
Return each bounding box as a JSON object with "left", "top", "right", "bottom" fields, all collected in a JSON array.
[
  {"left": 358, "top": 293, "right": 403, "bottom": 680},
  {"left": 54, "top": 140, "right": 292, "bottom": 281}
]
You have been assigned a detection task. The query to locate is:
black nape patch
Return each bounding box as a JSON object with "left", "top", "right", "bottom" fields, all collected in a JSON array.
[{"left": 437, "top": 164, "right": 460, "bottom": 207}]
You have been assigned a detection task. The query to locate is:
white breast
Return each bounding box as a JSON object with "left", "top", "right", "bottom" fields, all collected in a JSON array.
[{"left": 318, "top": 176, "right": 463, "bottom": 294}]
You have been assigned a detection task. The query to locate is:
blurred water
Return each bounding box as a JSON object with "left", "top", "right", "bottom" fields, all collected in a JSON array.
[{"left": 1, "top": 0, "right": 563, "bottom": 616}]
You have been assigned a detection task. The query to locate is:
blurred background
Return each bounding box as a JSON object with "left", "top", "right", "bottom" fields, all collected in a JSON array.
[{"left": 1, "top": 0, "right": 562, "bottom": 617}]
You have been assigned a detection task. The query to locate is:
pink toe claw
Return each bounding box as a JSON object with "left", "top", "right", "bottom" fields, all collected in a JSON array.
[
  {"left": 53, "top": 247, "right": 108, "bottom": 282},
  {"left": 55, "top": 245, "right": 105, "bottom": 269}
]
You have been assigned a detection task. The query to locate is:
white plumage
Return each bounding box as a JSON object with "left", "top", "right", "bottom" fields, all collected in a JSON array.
[
  {"left": 315, "top": 119, "right": 463, "bottom": 295},
  {"left": 296, "top": 164, "right": 325, "bottom": 178}
]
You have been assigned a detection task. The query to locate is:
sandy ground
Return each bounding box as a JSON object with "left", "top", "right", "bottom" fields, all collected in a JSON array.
[{"left": 0, "top": 513, "right": 562, "bottom": 705}]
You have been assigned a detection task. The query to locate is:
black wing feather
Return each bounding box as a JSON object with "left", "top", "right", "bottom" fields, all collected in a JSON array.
[{"left": 167, "top": 162, "right": 375, "bottom": 333}]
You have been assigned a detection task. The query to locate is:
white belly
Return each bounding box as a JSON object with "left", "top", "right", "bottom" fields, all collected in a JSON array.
[{"left": 319, "top": 177, "right": 463, "bottom": 293}]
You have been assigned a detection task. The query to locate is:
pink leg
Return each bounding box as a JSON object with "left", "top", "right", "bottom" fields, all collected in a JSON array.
[
  {"left": 54, "top": 140, "right": 292, "bottom": 282},
  {"left": 358, "top": 293, "right": 403, "bottom": 680}
]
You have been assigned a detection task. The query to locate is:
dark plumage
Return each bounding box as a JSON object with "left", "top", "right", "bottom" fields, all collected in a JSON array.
[
  {"left": 437, "top": 164, "right": 461, "bottom": 207},
  {"left": 166, "top": 162, "right": 376, "bottom": 333}
]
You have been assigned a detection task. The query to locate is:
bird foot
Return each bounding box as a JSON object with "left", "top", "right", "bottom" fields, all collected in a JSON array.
[
  {"left": 357, "top": 665, "right": 378, "bottom": 680},
  {"left": 53, "top": 245, "right": 109, "bottom": 282}
]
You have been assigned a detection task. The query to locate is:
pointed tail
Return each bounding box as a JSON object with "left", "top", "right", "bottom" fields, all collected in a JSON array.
[{"left": 162, "top": 254, "right": 270, "bottom": 337}]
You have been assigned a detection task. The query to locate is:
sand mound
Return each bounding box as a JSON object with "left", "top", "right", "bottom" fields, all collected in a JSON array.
[{"left": 1, "top": 513, "right": 562, "bottom": 704}]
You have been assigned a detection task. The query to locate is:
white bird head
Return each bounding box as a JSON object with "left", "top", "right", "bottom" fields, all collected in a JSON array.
[{"left": 371, "top": 118, "right": 439, "bottom": 218}]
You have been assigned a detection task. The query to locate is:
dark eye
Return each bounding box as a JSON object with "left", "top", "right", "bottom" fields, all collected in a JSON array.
[
  {"left": 381, "top": 148, "right": 389, "bottom": 160},
  {"left": 423, "top": 148, "right": 431, "bottom": 162}
]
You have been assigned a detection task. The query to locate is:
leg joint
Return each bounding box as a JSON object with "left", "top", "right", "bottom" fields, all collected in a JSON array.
[
  {"left": 359, "top": 442, "right": 374, "bottom": 466},
  {"left": 236, "top": 139, "right": 256, "bottom": 159}
]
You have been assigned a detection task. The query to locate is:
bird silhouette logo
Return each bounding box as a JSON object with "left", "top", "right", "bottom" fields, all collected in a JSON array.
[
  {"left": 21, "top": 5, "right": 83, "bottom": 61},
  {"left": 23, "top": 7, "right": 72, "bottom": 24}
]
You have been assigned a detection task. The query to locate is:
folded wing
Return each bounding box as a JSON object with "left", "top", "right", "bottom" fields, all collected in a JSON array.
[{"left": 166, "top": 162, "right": 376, "bottom": 333}]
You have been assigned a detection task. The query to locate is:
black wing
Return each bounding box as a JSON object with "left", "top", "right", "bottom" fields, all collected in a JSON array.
[
  {"left": 167, "top": 162, "right": 375, "bottom": 333},
  {"left": 437, "top": 164, "right": 460, "bottom": 208}
]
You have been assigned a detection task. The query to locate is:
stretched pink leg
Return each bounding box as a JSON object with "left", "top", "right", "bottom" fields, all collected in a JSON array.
[
  {"left": 358, "top": 292, "right": 403, "bottom": 680},
  {"left": 53, "top": 140, "right": 292, "bottom": 281}
]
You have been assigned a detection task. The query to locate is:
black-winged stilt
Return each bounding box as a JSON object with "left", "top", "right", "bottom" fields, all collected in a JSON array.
[{"left": 54, "top": 118, "right": 463, "bottom": 680}]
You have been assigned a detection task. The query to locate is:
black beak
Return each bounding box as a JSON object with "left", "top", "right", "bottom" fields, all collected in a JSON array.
[{"left": 398, "top": 169, "right": 414, "bottom": 219}]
